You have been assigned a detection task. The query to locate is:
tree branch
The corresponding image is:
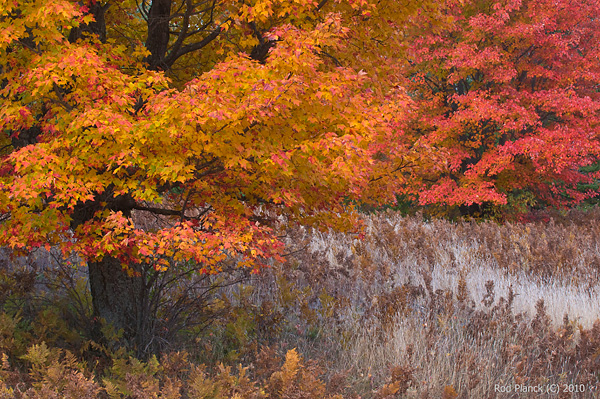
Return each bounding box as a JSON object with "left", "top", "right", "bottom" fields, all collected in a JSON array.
[
  {"left": 167, "top": 23, "right": 225, "bottom": 66},
  {"left": 316, "top": 0, "right": 330, "bottom": 11},
  {"left": 319, "top": 50, "right": 342, "bottom": 66},
  {"left": 133, "top": 205, "right": 183, "bottom": 216},
  {"left": 163, "top": 0, "right": 193, "bottom": 67}
]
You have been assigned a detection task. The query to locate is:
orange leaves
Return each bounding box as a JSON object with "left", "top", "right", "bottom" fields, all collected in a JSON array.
[
  {"left": 1, "top": 106, "right": 35, "bottom": 132},
  {"left": 235, "top": 0, "right": 323, "bottom": 24},
  {"left": 0, "top": 0, "right": 413, "bottom": 275},
  {"left": 69, "top": 210, "right": 283, "bottom": 273}
]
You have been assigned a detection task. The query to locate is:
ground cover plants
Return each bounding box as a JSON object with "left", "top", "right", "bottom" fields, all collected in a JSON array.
[{"left": 1, "top": 209, "right": 600, "bottom": 398}]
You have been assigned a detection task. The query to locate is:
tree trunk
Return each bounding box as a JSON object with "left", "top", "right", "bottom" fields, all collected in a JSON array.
[
  {"left": 69, "top": 2, "right": 110, "bottom": 43},
  {"left": 69, "top": 189, "right": 148, "bottom": 352},
  {"left": 145, "top": 0, "right": 172, "bottom": 70},
  {"left": 88, "top": 256, "right": 144, "bottom": 348}
]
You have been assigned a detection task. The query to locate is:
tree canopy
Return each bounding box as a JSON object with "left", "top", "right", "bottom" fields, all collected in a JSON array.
[
  {"left": 1, "top": 0, "right": 397, "bottom": 267},
  {"left": 400, "top": 0, "right": 600, "bottom": 214}
]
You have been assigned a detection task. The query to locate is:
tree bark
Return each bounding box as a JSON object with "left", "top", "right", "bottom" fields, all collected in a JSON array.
[
  {"left": 69, "top": 2, "right": 110, "bottom": 43},
  {"left": 145, "top": 0, "right": 172, "bottom": 70},
  {"left": 88, "top": 256, "right": 144, "bottom": 346},
  {"left": 67, "top": 0, "right": 227, "bottom": 355},
  {"left": 69, "top": 190, "right": 147, "bottom": 352}
]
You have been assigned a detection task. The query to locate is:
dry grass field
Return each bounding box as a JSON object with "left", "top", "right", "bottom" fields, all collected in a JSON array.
[{"left": 244, "top": 209, "right": 600, "bottom": 398}]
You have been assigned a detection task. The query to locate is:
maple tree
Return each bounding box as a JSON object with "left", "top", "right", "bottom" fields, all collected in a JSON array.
[
  {"left": 0, "top": 0, "right": 417, "bottom": 352},
  {"left": 395, "top": 0, "right": 600, "bottom": 216}
]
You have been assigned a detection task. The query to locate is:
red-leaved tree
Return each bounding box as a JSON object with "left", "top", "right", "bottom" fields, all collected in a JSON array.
[{"left": 397, "top": 0, "right": 600, "bottom": 216}]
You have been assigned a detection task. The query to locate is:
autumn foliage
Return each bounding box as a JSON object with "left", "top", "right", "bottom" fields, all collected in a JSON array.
[
  {"left": 398, "top": 0, "right": 600, "bottom": 212},
  {"left": 0, "top": 0, "right": 424, "bottom": 347},
  {"left": 0, "top": 0, "right": 386, "bottom": 270}
]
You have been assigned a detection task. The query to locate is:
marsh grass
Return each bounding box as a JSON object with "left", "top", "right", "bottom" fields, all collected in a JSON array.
[{"left": 249, "top": 209, "right": 600, "bottom": 397}]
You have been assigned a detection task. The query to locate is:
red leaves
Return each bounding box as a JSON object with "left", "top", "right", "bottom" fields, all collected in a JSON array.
[{"left": 400, "top": 0, "right": 600, "bottom": 209}]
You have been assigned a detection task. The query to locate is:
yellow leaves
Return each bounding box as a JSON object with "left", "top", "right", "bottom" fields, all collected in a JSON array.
[
  {"left": 0, "top": 104, "right": 35, "bottom": 132},
  {"left": 272, "top": 348, "right": 300, "bottom": 387},
  {"left": 219, "top": 19, "right": 233, "bottom": 32},
  {"left": 237, "top": 158, "right": 251, "bottom": 169},
  {"left": 237, "top": 0, "right": 320, "bottom": 24},
  {"left": 0, "top": 22, "right": 25, "bottom": 48},
  {"left": 20, "top": 342, "right": 52, "bottom": 366},
  {"left": 0, "top": 0, "right": 87, "bottom": 51},
  {"left": 153, "top": 258, "right": 170, "bottom": 272},
  {"left": 239, "top": 1, "right": 272, "bottom": 23},
  {"left": 0, "top": 0, "right": 421, "bottom": 279}
]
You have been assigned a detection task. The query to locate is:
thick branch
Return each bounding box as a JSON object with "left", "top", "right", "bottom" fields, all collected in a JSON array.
[
  {"left": 133, "top": 205, "right": 183, "bottom": 216},
  {"left": 316, "top": 0, "right": 330, "bottom": 11},
  {"left": 167, "top": 24, "right": 225, "bottom": 67},
  {"left": 162, "top": 0, "right": 193, "bottom": 68}
]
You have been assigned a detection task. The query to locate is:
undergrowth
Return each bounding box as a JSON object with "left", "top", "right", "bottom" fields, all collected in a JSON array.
[{"left": 1, "top": 209, "right": 600, "bottom": 397}]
